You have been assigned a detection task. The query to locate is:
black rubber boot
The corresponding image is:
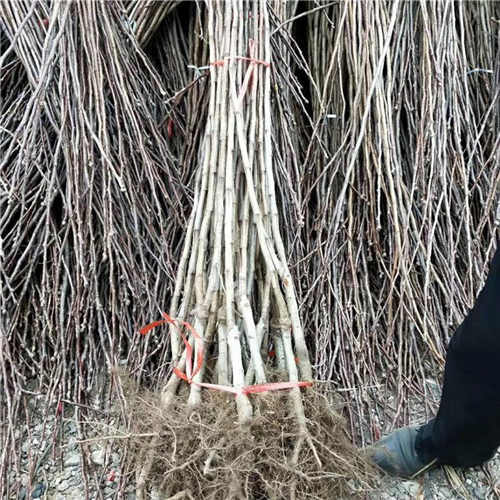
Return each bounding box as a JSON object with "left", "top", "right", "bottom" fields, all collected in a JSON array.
[{"left": 370, "top": 425, "right": 437, "bottom": 478}]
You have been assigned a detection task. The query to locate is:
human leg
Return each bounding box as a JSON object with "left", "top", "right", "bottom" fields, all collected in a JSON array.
[{"left": 372, "top": 245, "right": 500, "bottom": 476}]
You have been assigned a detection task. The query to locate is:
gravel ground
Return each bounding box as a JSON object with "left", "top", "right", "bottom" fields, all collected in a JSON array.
[
  {"left": 7, "top": 395, "right": 133, "bottom": 500},
  {"left": 368, "top": 455, "right": 500, "bottom": 500},
  {"left": 7, "top": 382, "right": 500, "bottom": 500}
]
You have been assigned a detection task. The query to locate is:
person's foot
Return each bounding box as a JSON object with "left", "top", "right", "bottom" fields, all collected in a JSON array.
[{"left": 369, "top": 425, "right": 437, "bottom": 478}]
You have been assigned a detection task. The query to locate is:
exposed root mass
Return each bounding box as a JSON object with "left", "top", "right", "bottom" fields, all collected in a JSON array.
[{"left": 123, "top": 379, "right": 376, "bottom": 500}]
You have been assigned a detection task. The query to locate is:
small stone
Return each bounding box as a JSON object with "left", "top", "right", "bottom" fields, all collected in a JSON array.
[
  {"left": 347, "top": 479, "right": 357, "bottom": 491},
  {"left": 104, "top": 487, "right": 115, "bottom": 498},
  {"left": 91, "top": 449, "right": 104, "bottom": 465},
  {"left": 32, "top": 482, "right": 46, "bottom": 499},
  {"left": 20, "top": 474, "right": 29, "bottom": 487},
  {"left": 68, "top": 476, "right": 79, "bottom": 486},
  {"left": 64, "top": 454, "right": 80, "bottom": 468},
  {"left": 401, "top": 481, "right": 419, "bottom": 496},
  {"left": 57, "top": 480, "right": 70, "bottom": 492},
  {"left": 473, "top": 487, "right": 486, "bottom": 499},
  {"left": 65, "top": 422, "right": 77, "bottom": 434},
  {"left": 440, "top": 487, "right": 452, "bottom": 498},
  {"left": 111, "top": 452, "right": 120, "bottom": 464}
]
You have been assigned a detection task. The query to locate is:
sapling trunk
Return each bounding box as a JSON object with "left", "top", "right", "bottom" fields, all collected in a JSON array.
[{"left": 135, "top": 1, "right": 318, "bottom": 497}]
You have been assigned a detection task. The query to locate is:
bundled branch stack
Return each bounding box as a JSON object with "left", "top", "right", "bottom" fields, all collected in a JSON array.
[
  {"left": 0, "top": 0, "right": 189, "bottom": 493},
  {"left": 159, "top": 0, "right": 313, "bottom": 412},
  {"left": 132, "top": 2, "right": 375, "bottom": 498},
  {"left": 1, "top": 0, "right": 499, "bottom": 498},
  {"left": 299, "top": 0, "right": 500, "bottom": 436}
]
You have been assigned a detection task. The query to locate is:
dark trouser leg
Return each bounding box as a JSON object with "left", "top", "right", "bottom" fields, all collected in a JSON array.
[{"left": 416, "top": 246, "right": 500, "bottom": 467}]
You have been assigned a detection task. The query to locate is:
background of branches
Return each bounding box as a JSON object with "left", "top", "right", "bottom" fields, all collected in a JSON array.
[{"left": 1, "top": 0, "right": 499, "bottom": 495}]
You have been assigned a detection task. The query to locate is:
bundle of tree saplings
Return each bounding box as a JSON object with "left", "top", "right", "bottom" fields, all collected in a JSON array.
[
  {"left": 0, "top": 1, "right": 188, "bottom": 496},
  {"left": 295, "top": 0, "right": 500, "bottom": 441},
  {"left": 2, "top": 0, "right": 498, "bottom": 498},
  {"left": 130, "top": 1, "right": 374, "bottom": 498}
]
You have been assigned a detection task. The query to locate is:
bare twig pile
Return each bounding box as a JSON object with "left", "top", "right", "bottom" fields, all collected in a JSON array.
[
  {"left": 132, "top": 1, "right": 375, "bottom": 497},
  {"left": 1, "top": 0, "right": 499, "bottom": 498},
  {"left": 0, "top": 1, "right": 189, "bottom": 495},
  {"left": 299, "top": 0, "right": 500, "bottom": 440}
]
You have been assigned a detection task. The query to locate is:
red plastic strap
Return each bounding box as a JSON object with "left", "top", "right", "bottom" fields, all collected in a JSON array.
[
  {"left": 140, "top": 313, "right": 204, "bottom": 383},
  {"left": 139, "top": 319, "right": 168, "bottom": 335},
  {"left": 235, "top": 56, "right": 271, "bottom": 68},
  {"left": 193, "top": 380, "right": 312, "bottom": 398},
  {"left": 140, "top": 315, "right": 312, "bottom": 396},
  {"left": 173, "top": 366, "right": 189, "bottom": 382},
  {"left": 242, "top": 380, "right": 312, "bottom": 395},
  {"left": 209, "top": 57, "right": 270, "bottom": 68}
]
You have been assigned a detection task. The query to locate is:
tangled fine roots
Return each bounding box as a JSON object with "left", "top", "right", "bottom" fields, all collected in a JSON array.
[{"left": 123, "top": 376, "right": 377, "bottom": 500}]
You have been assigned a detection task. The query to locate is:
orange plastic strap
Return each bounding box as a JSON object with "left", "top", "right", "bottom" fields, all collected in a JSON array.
[
  {"left": 140, "top": 315, "right": 312, "bottom": 395},
  {"left": 193, "top": 380, "right": 312, "bottom": 398},
  {"left": 242, "top": 380, "right": 312, "bottom": 395},
  {"left": 139, "top": 319, "right": 168, "bottom": 335},
  {"left": 209, "top": 57, "right": 270, "bottom": 68},
  {"left": 140, "top": 313, "right": 204, "bottom": 383}
]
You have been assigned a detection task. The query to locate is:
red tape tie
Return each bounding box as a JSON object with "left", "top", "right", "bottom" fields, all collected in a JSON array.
[
  {"left": 209, "top": 56, "right": 270, "bottom": 68},
  {"left": 140, "top": 314, "right": 312, "bottom": 395}
]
